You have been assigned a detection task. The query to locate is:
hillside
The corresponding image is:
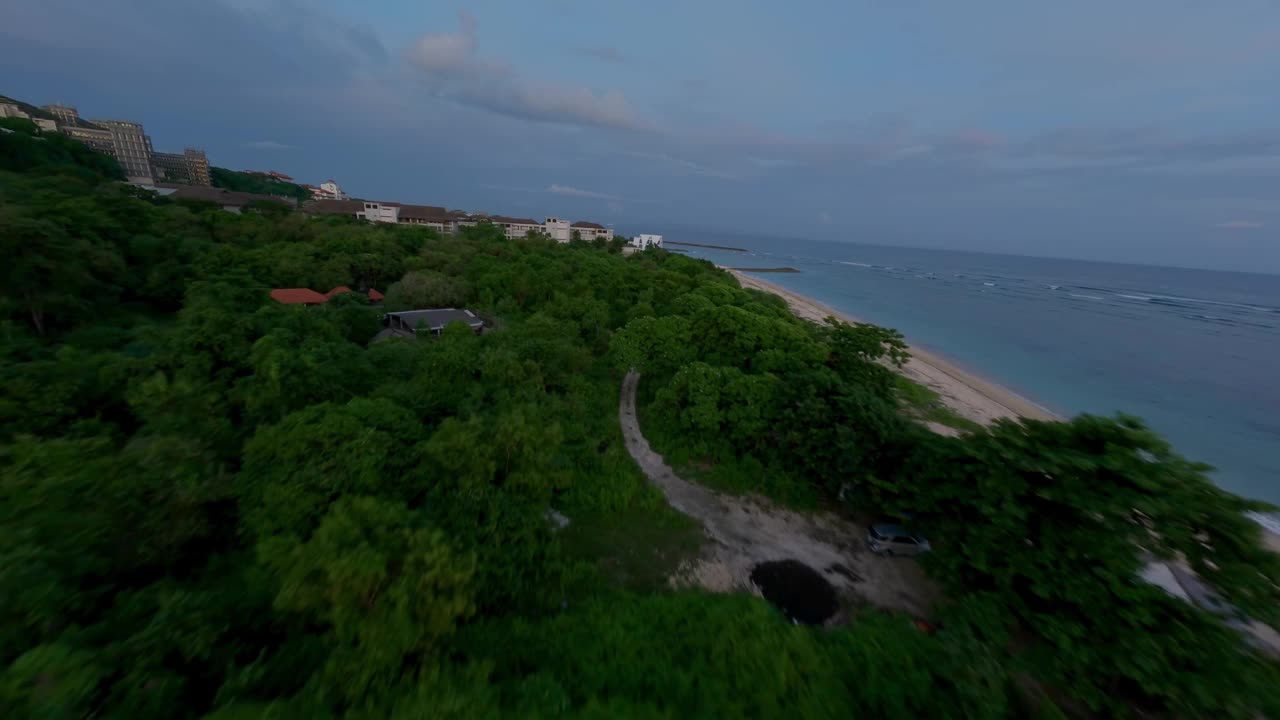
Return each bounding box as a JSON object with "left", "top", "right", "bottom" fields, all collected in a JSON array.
[{"left": 211, "top": 166, "right": 311, "bottom": 202}]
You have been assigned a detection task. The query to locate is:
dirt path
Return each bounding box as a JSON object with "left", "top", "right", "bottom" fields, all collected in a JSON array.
[{"left": 619, "top": 370, "right": 938, "bottom": 617}]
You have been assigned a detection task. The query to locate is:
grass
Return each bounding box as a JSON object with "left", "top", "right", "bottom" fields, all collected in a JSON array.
[
  {"left": 895, "top": 375, "right": 984, "bottom": 434},
  {"left": 557, "top": 503, "right": 706, "bottom": 593}
]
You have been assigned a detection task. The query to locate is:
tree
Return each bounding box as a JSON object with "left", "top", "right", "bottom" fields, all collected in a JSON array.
[
  {"left": 383, "top": 270, "right": 467, "bottom": 311},
  {"left": 0, "top": 213, "right": 103, "bottom": 335},
  {"left": 263, "top": 496, "right": 475, "bottom": 703}
]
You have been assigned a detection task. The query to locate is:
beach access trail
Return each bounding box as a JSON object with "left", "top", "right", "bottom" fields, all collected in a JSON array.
[{"left": 618, "top": 370, "right": 938, "bottom": 616}]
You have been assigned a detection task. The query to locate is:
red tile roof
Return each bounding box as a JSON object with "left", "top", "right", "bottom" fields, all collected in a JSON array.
[
  {"left": 326, "top": 286, "right": 353, "bottom": 297},
  {"left": 270, "top": 288, "right": 329, "bottom": 305},
  {"left": 368, "top": 288, "right": 385, "bottom": 301}
]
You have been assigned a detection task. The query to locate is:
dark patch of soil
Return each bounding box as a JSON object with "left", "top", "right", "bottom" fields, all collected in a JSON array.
[{"left": 750, "top": 560, "right": 838, "bottom": 625}]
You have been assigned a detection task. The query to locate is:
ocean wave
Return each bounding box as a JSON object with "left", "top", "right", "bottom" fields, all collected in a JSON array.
[
  {"left": 1149, "top": 294, "right": 1279, "bottom": 314},
  {"left": 839, "top": 261, "right": 873, "bottom": 267},
  {"left": 1116, "top": 293, "right": 1153, "bottom": 301},
  {"left": 1070, "top": 294, "right": 1104, "bottom": 300}
]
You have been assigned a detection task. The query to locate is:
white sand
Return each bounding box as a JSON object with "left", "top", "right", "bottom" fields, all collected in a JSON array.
[{"left": 728, "top": 269, "right": 1058, "bottom": 425}]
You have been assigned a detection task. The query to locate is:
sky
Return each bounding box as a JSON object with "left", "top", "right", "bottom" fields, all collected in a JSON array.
[{"left": 2, "top": 0, "right": 1279, "bottom": 273}]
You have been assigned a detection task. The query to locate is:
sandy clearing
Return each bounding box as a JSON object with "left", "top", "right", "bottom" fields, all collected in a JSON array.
[{"left": 619, "top": 370, "right": 938, "bottom": 618}]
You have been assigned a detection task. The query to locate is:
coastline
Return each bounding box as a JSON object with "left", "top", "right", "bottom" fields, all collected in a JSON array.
[
  {"left": 727, "top": 268, "right": 1280, "bottom": 554},
  {"left": 727, "top": 268, "right": 1059, "bottom": 426}
]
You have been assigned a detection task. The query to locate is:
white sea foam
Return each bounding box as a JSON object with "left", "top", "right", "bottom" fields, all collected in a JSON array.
[{"left": 1070, "top": 294, "right": 1103, "bottom": 300}]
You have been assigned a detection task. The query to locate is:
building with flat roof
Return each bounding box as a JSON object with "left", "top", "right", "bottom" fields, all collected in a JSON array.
[
  {"left": 42, "top": 104, "right": 81, "bottom": 126},
  {"left": 544, "top": 217, "right": 571, "bottom": 242},
  {"left": 152, "top": 148, "right": 211, "bottom": 186},
  {"left": 95, "top": 120, "right": 154, "bottom": 183}
]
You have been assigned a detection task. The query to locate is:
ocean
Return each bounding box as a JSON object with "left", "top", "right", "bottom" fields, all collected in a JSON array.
[{"left": 659, "top": 232, "right": 1280, "bottom": 513}]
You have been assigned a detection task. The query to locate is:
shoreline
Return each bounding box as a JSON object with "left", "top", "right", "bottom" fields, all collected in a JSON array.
[
  {"left": 726, "top": 268, "right": 1059, "bottom": 426},
  {"left": 726, "top": 268, "right": 1280, "bottom": 552}
]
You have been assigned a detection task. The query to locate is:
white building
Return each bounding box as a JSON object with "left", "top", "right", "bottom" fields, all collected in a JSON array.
[
  {"left": 309, "top": 179, "right": 348, "bottom": 201},
  {"left": 0, "top": 103, "right": 30, "bottom": 119},
  {"left": 544, "top": 217, "right": 571, "bottom": 242},
  {"left": 633, "top": 234, "right": 663, "bottom": 250},
  {"left": 358, "top": 201, "right": 400, "bottom": 224},
  {"left": 492, "top": 216, "right": 544, "bottom": 239}
]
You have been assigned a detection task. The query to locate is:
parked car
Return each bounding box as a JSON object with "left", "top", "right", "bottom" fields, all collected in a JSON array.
[{"left": 867, "top": 524, "right": 931, "bottom": 556}]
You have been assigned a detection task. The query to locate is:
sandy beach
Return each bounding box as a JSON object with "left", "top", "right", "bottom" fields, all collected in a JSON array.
[
  {"left": 728, "top": 269, "right": 1058, "bottom": 427},
  {"left": 729, "top": 268, "right": 1280, "bottom": 557}
]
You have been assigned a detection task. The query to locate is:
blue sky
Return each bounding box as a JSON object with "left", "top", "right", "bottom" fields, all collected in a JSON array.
[{"left": 3, "top": 0, "right": 1279, "bottom": 272}]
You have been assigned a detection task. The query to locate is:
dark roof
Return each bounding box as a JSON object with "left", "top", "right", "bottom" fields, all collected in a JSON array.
[
  {"left": 170, "top": 186, "right": 292, "bottom": 207},
  {"left": 491, "top": 216, "right": 541, "bottom": 225},
  {"left": 571, "top": 220, "right": 606, "bottom": 229},
  {"left": 270, "top": 288, "right": 329, "bottom": 305},
  {"left": 395, "top": 204, "right": 450, "bottom": 221},
  {"left": 304, "top": 199, "right": 364, "bottom": 215},
  {"left": 386, "top": 309, "right": 484, "bottom": 331}
]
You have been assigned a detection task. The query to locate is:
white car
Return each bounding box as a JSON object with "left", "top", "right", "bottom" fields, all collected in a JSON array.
[{"left": 867, "top": 524, "right": 931, "bottom": 556}]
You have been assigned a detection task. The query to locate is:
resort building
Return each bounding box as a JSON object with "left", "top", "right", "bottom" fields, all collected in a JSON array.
[
  {"left": 491, "top": 216, "right": 545, "bottom": 239},
  {"left": 358, "top": 201, "right": 401, "bottom": 224},
  {"left": 571, "top": 221, "right": 614, "bottom": 241},
  {"left": 544, "top": 217, "right": 571, "bottom": 242},
  {"left": 306, "top": 179, "right": 348, "bottom": 200},
  {"left": 152, "top": 148, "right": 211, "bottom": 186}
]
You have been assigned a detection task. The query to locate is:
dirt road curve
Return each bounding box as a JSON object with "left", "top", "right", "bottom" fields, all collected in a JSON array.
[{"left": 619, "top": 370, "right": 938, "bottom": 616}]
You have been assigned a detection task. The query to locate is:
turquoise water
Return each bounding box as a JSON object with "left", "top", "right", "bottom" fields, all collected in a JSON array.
[{"left": 660, "top": 233, "right": 1280, "bottom": 509}]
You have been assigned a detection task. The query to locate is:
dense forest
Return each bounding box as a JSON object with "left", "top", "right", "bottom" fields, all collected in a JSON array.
[
  {"left": 2, "top": 115, "right": 1279, "bottom": 718},
  {"left": 211, "top": 167, "right": 312, "bottom": 204}
]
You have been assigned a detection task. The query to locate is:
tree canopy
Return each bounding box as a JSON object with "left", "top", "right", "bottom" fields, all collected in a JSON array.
[{"left": 0, "top": 128, "right": 1276, "bottom": 719}]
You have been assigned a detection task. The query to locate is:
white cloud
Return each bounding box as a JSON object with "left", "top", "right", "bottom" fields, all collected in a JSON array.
[
  {"left": 244, "top": 140, "right": 295, "bottom": 150},
  {"left": 1217, "top": 220, "right": 1263, "bottom": 229},
  {"left": 404, "top": 11, "right": 645, "bottom": 131},
  {"left": 548, "top": 183, "right": 618, "bottom": 200}
]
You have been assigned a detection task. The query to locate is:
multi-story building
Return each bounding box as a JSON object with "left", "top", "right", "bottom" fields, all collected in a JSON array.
[
  {"left": 43, "top": 104, "right": 81, "bottom": 126},
  {"left": 492, "top": 216, "right": 545, "bottom": 239},
  {"left": 358, "top": 201, "right": 401, "bottom": 224},
  {"left": 571, "top": 221, "right": 614, "bottom": 241},
  {"left": 543, "top": 217, "right": 571, "bottom": 242},
  {"left": 95, "top": 120, "right": 154, "bottom": 183},
  {"left": 63, "top": 124, "right": 116, "bottom": 156},
  {"left": 1, "top": 102, "right": 29, "bottom": 119},
  {"left": 307, "top": 179, "right": 348, "bottom": 201},
  {"left": 152, "top": 147, "right": 211, "bottom": 186}
]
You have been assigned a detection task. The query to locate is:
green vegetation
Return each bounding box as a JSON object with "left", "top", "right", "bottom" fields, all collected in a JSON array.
[
  {"left": 894, "top": 376, "right": 984, "bottom": 433},
  {"left": 210, "top": 166, "right": 311, "bottom": 203},
  {"left": 2, "top": 121, "right": 1279, "bottom": 719}
]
